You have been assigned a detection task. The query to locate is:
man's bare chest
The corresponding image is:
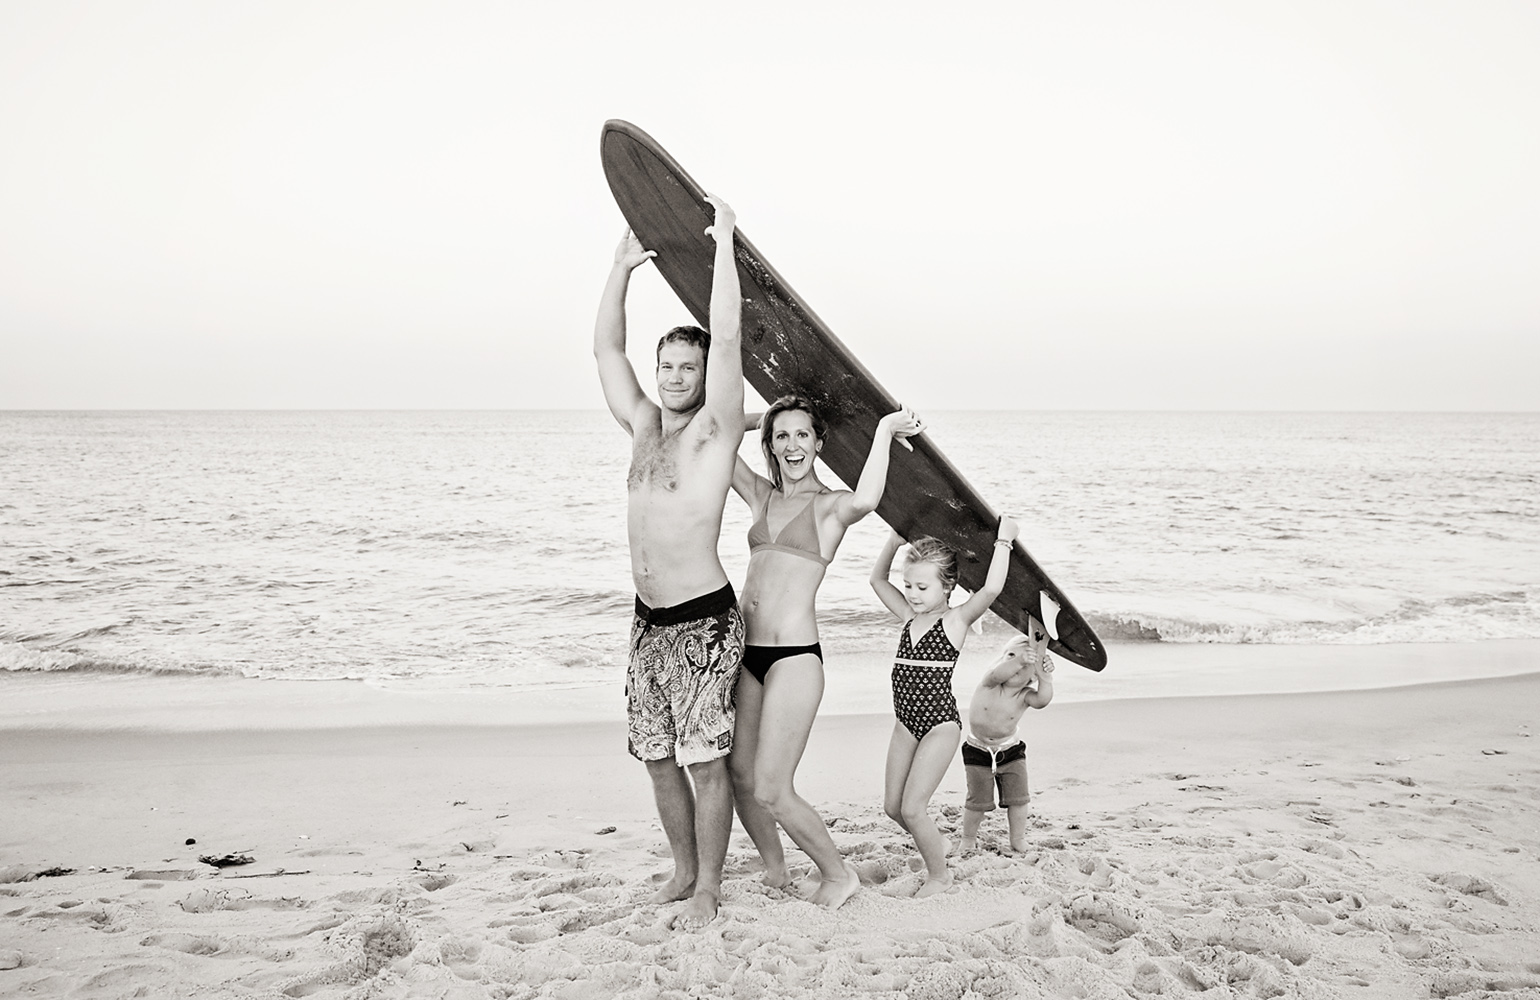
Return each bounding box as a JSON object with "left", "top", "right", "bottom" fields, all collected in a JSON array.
[{"left": 629, "top": 427, "right": 696, "bottom": 493}]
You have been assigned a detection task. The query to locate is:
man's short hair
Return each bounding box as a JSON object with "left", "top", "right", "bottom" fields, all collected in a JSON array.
[{"left": 656, "top": 325, "right": 710, "bottom": 364}]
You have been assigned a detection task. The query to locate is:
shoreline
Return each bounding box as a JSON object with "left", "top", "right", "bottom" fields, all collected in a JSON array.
[{"left": 3, "top": 637, "right": 1538, "bottom": 732}]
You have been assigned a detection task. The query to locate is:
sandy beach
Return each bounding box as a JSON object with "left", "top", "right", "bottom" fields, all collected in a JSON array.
[{"left": 3, "top": 665, "right": 1538, "bottom": 999}]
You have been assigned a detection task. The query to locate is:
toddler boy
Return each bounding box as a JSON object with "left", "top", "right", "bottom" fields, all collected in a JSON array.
[{"left": 959, "top": 610, "right": 1055, "bottom": 852}]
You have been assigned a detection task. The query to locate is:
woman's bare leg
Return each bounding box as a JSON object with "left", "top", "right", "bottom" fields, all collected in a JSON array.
[
  {"left": 728, "top": 670, "right": 791, "bottom": 887},
  {"left": 753, "top": 653, "right": 860, "bottom": 909}
]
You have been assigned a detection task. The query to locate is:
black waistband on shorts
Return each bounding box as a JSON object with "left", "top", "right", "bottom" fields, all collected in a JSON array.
[
  {"left": 962, "top": 740, "right": 1027, "bottom": 768},
  {"left": 634, "top": 582, "right": 736, "bottom": 628}
]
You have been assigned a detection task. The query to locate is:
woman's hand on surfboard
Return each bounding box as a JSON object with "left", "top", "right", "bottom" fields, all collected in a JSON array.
[
  {"left": 613, "top": 228, "right": 656, "bottom": 270},
  {"left": 877, "top": 407, "right": 924, "bottom": 445},
  {"left": 996, "top": 516, "right": 1020, "bottom": 543},
  {"left": 703, "top": 193, "right": 736, "bottom": 243}
]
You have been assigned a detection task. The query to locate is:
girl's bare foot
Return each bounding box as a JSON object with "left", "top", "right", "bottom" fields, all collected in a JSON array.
[{"left": 914, "top": 871, "right": 954, "bottom": 899}]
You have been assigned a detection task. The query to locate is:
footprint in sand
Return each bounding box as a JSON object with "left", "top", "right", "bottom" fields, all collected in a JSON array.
[
  {"left": 1302, "top": 839, "right": 1347, "bottom": 860},
  {"left": 140, "top": 932, "right": 296, "bottom": 963},
  {"left": 503, "top": 920, "right": 559, "bottom": 945},
  {"left": 1241, "top": 859, "right": 1308, "bottom": 889},
  {"left": 29, "top": 904, "right": 118, "bottom": 931},
  {"left": 1431, "top": 871, "right": 1508, "bottom": 905},
  {"left": 411, "top": 872, "right": 457, "bottom": 892},
  {"left": 139, "top": 933, "right": 226, "bottom": 957},
  {"left": 1199, "top": 909, "right": 1314, "bottom": 966},
  {"left": 556, "top": 904, "right": 633, "bottom": 934},
  {"left": 532, "top": 871, "right": 622, "bottom": 899},
  {"left": 1065, "top": 893, "right": 1140, "bottom": 942}
]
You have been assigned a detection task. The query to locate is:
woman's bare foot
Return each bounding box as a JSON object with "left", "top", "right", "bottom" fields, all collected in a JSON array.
[
  {"left": 958, "top": 836, "right": 978, "bottom": 854},
  {"left": 809, "top": 862, "right": 861, "bottom": 909},
  {"left": 649, "top": 872, "right": 696, "bottom": 904},
  {"left": 761, "top": 864, "right": 793, "bottom": 889},
  {"left": 1009, "top": 836, "right": 1031, "bottom": 853},
  {"left": 671, "top": 888, "right": 719, "bottom": 931},
  {"left": 914, "top": 871, "right": 954, "bottom": 899}
]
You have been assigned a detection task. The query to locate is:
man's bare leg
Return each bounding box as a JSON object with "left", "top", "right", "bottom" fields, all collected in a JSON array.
[
  {"left": 644, "top": 758, "right": 698, "bottom": 903},
  {"left": 674, "top": 757, "right": 733, "bottom": 930}
]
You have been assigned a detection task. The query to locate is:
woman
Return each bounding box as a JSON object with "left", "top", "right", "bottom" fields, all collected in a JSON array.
[{"left": 730, "top": 394, "right": 921, "bottom": 909}]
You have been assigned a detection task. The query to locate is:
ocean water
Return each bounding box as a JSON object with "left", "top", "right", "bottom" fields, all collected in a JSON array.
[{"left": 3, "top": 410, "right": 1538, "bottom": 698}]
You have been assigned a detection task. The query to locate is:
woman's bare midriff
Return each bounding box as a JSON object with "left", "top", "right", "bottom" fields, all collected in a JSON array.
[{"left": 740, "top": 549, "right": 828, "bottom": 645}]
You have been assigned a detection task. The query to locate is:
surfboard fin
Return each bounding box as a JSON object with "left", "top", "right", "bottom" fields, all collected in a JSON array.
[{"left": 1039, "top": 592, "right": 1062, "bottom": 642}]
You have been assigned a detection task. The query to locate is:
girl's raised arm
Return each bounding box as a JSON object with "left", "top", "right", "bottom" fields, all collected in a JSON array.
[
  {"left": 952, "top": 516, "right": 1019, "bottom": 629},
  {"left": 833, "top": 407, "right": 923, "bottom": 526},
  {"left": 868, "top": 529, "right": 911, "bottom": 620}
]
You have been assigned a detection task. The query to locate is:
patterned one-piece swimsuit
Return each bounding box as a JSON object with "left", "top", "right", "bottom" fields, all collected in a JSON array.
[{"left": 891, "top": 618, "right": 962, "bottom": 740}]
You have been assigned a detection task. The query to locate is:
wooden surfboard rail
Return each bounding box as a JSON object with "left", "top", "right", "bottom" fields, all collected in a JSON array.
[{"left": 601, "top": 119, "right": 1106, "bottom": 671}]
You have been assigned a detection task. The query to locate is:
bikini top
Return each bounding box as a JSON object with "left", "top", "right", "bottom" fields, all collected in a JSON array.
[
  {"left": 747, "top": 492, "right": 830, "bottom": 566},
  {"left": 895, "top": 617, "right": 960, "bottom": 666}
]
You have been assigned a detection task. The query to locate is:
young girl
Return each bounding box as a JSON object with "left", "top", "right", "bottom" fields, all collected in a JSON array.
[{"left": 868, "top": 516, "right": 1018, "bottom": 897}]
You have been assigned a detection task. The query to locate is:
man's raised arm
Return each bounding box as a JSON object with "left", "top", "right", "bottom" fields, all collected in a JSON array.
[
  {"left": 700, "top": 194, "right": 744, "bottom": 426},
  {"left": 593, "top": 229, "right": 657, "bottom": 433}
]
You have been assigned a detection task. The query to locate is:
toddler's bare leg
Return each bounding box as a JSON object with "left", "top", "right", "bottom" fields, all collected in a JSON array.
[
  {"left": 960, "top": 806, "right": 985, "bottom": 853},
  {"left": 1006, "top": 803, "right": 1031, "bottom": 852}
]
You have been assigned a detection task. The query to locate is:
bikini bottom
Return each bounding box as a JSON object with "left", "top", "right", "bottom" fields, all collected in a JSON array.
[{"left": 742, "top": 642, "right": 822, "bottom": 684}]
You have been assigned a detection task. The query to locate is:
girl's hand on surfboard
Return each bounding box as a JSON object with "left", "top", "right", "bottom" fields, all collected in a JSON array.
[
  {"left": 996, "top": 516, "right": 1020, "bottom": 543},
  {"left": 703, "top": 193, "right": 736, "bottom": 243},
  {"left": 614, "top": 228, "right": 657, "bottom": 270}
]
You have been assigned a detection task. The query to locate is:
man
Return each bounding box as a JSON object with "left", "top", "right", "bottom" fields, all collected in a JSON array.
[{"left": 592, "top": 195, "right": 744, "bottom": 931}]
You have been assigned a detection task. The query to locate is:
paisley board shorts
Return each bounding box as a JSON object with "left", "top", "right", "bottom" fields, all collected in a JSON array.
[{"left": 626, "top": 583, "right": 744, "bottom": 766}]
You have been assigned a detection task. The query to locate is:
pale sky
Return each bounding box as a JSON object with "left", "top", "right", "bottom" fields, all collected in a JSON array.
[{"left": 2, "top": 1, "right": 1536, "bottom": 410}]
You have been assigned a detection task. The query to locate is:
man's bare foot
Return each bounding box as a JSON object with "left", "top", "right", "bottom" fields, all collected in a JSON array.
[
  {"left": 959, "top": 836, "right": 977, "bottom": 854},
  {"left": 809, "top": 862, "right": 861, "bottom": 909},
  {"left": 670, "top": 888, "right": 719, "bottom": 931},
  {"left": 914, "top": 871, "right": 954, "bottom": 899},
  {"left": 649, "top": 872, "right": 696, "bottom": 904}
]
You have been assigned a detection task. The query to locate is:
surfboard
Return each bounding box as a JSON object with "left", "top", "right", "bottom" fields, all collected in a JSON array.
[{"left": 600, "top": 120, "right": 1106, "bottom": 671}]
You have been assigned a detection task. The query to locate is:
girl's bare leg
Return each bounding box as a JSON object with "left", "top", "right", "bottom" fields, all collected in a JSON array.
[
  {"left": 883, "top": 722, "right": 918, "bottom": 833},
  {"left": 900, "top": 721, "right": 961, "bottom": 898}
]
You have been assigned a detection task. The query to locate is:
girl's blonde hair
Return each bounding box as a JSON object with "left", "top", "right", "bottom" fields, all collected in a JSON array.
[{"left": 904, "top": 536, "right": 958, "bottom": 593}]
